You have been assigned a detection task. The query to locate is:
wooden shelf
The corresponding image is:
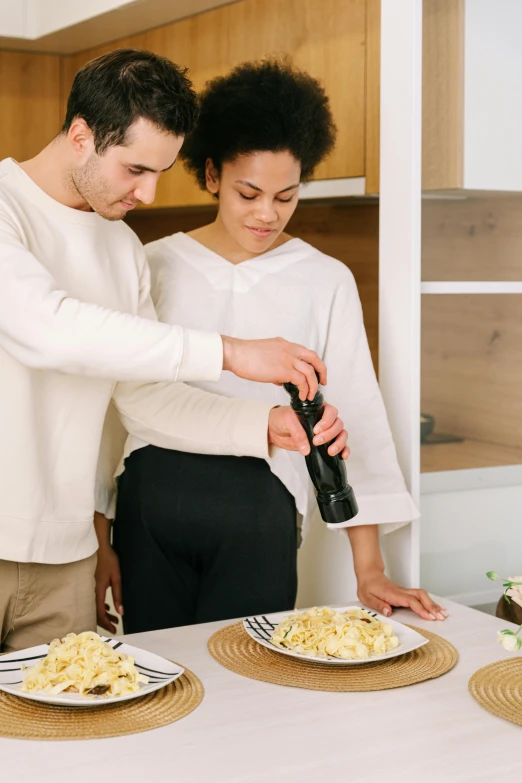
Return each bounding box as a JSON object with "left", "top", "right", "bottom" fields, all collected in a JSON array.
[{"left": 421, "top": 438, "right": 522, "bottom": 473}]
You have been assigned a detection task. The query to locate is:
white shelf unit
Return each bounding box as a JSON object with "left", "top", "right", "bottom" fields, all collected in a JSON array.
[{"left": 380, "top": 0, "right": 522, "bottom": 607}]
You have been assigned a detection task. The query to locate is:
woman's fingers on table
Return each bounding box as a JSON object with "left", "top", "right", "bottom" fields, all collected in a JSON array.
[
  {"left": 387, "top": 589, "right": 448, "bottom": 621},
  {"left": 362, "top": 581, "right": 448, "bottom": 622},
  {"left": 411, "top": 589, "right": 448, "bottom": 620}
]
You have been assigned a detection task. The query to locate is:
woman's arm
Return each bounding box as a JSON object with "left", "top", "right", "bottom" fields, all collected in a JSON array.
[
  {"left": 319, "top": 264, "right": 444, "bottom": 619},
  {"left": 346, "top": 524, "right": 447, "bottom": 620}
]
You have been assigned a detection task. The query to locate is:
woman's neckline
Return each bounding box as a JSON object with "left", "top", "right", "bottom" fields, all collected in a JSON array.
[{"left": 181, "top": 231, "right": 303, "bottom": 266}]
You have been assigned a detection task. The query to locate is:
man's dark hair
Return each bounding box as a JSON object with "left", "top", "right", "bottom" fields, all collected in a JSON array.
[
  {"left": 179, "top": 58, "right": 337, "bottom": 190},
  {"left": 62, "top": 49, "right": 199, "bottom": 153}
]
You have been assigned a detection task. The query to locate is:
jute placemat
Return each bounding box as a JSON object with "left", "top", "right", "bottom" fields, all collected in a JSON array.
[
  {"left": 469, "top": 658, "right": 522, "bottom": 726},
  {"left": 0, "top": 666, "right": 203, "bottom": 740},
  {"left": 208, "top": 623, "right": 457, "bottom": 691}
]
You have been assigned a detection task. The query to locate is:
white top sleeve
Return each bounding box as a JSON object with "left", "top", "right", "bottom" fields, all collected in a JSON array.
[
  {"left": 0, "top": 212, "right": 223, "bottom": 382},
  {"left": 320, "top": 268, "right": 419, "bottom": 530}
]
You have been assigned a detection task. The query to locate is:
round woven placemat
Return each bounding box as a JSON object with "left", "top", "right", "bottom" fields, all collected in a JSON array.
[
  {"left": 208, "top": 623, "right": 457, "bottom": 691},
  {"left": 469, "top": 658, "right": 522, "bottom": 726},
  {"left": 0, "top": 666, "right": 203, "bottom": 740}
]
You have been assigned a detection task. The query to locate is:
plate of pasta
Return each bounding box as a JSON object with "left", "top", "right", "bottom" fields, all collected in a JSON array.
[
  {"left": 0, "top": 631, "right": 183, "bottom": 706},
  {"left": 243, "top": 606, "right": 428, "bottom": 664}
]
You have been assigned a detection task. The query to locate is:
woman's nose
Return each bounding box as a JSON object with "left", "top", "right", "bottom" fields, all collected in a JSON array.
[{"left": 253, "top": 200, "right": 278, "bottom": 223}]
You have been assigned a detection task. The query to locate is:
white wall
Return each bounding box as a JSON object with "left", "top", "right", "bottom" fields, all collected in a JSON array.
[
  {"left": 27, "top": 0, "right": 136, "bottom": 37},
  {"left": 0, "top": 0, "right": 135, "bottom": 39},
  {"left": 420, "top": 484, "right": 522, "bottom": 605},
  {"left": 0, "top": 0, "right": 234, "bottom": 53},
  {"left": 0, "top": 0, "right": 27, "bottom": 37},
  {"left": 297, "top": 523, "right": 356, "bottom": 608},
  {"left": 464, "top": 0, "right": 522, "bottom": 190}
]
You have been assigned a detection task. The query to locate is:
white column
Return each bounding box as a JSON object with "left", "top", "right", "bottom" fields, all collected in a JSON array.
[{"left": 379, "top": 0, "right": 423, "bottom": 586}]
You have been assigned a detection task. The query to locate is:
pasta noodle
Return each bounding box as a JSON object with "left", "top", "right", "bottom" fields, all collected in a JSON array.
[
  {"left": 21, "top": 632, "right": 149, "bottom": 698},
  {"left": 271, "top": 606, "right": 400, "bottom": 660}
]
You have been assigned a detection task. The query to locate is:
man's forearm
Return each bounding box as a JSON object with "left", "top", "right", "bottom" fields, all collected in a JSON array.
[
  {"left": 346, "top": 524, "right": 385, "bottom": 578},
  {"left": 113, "top": 380, "right": 273, "bottom": 459}
]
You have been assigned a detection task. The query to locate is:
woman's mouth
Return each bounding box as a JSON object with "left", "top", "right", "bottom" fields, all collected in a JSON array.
[{"left": 246, "top": 226, "right": 274, "bottom": 238}]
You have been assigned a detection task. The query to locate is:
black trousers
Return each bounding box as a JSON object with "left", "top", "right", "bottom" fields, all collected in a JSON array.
[{"left": 113, "top": 446, "right": 298, "bottom": 634}]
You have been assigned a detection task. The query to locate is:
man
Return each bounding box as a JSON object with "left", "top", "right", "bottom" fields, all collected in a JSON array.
[{"left": 0, "top": 49, "right": 348, "bottom": 652}]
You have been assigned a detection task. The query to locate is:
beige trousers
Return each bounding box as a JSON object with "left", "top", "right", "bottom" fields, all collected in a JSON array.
[{"left": 0, "top": 554, "right": 97, "bottom": 653}]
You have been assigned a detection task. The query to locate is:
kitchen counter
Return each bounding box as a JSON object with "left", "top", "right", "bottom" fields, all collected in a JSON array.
[{"left": 1, "top": 598, "right": 520, "bottom": 782}]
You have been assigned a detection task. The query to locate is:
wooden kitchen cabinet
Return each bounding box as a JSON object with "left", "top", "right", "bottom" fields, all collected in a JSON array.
[
  {"left": 5, "top": 0, "right": 521, "bottom": 198},
  {"left": 0, "top": 51, "right": 62, "bottom": 162},
  {"left": 224, "top": 0, "right": 367, "bottom": 182},
  {"left": 64, "top": 0, "right": 370, "bottom": 208}
]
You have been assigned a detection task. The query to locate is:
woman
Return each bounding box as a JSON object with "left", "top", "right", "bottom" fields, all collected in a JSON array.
[{"left": 95, "top": 59, "right": 447, "bottom": 634}]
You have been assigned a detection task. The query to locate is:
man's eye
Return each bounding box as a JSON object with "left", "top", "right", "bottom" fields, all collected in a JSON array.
[{"left": 128, "top": 169, "right": 143, "bottom": 176}]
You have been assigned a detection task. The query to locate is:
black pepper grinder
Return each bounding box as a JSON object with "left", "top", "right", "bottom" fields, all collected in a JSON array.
[{"left": 284, "top": 381, "right": 358, "bottom": 524}]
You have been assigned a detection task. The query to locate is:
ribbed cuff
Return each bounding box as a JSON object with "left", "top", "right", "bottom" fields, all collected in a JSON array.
[
  {"left": 231, "top": 399, "right": 273, "bottom": 458},
  {"left": 177, "top": 329, "right": 223, "bottom": 382}
]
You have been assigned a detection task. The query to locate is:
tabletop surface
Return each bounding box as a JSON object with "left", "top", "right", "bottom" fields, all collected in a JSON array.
[{"left": 1, "top": 598, "right": 521, "bottom": 782}]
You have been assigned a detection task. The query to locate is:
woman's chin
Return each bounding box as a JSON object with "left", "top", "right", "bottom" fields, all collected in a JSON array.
[{"left": 241, "top": 228, "right": 278, "bottom": 253}]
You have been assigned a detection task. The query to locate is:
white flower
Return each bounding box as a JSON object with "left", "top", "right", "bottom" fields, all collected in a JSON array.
[
  {"left": 497, "top": 630, "right": 522, "bottom": 653},
  {"left": 506, "top": 576, "right": 522, "bottom": 609}
]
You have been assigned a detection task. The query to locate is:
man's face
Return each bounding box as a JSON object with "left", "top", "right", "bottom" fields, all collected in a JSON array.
[{"left": 71, "top": 117, "right": 183, "bottom": 220}]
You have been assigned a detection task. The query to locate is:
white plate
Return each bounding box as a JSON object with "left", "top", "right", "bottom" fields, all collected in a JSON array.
[
  {"left": 0, "top": 637, "right": 183, "bottom": 707},
  {"left": 243, "top": 606, "right": 429, "bottom": 665}
]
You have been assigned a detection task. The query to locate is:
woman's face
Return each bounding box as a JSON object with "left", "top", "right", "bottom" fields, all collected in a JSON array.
[{"left": 207, "top": 150, "right": 301, "bottom": 255}]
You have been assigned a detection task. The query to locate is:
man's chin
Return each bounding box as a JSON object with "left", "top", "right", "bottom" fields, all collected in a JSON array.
[{"left": 97, "top": 205, "right": 128, "bottom": 221}]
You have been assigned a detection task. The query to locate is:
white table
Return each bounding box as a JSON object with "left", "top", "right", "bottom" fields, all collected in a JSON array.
[{"left": 1, "top": 599, "right": 521, "bottom": 782}]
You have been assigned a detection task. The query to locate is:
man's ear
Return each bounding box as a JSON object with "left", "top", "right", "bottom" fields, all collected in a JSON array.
[{"left": 67, "top": 118, "right": 95, "bottom": 160}]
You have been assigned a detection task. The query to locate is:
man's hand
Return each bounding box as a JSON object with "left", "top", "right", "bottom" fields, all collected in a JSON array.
[
  {"left": 222, "top": 335, "right": 327, "bottom": 401},
  {"left": 268, "top": 402, "right": 349, "bottom": 457},
  {"left": 357, "top": 569, "right": 448, "bottom": 621},
  {"left": 93, "top": 511, "right": 123, "bottom": 634}
]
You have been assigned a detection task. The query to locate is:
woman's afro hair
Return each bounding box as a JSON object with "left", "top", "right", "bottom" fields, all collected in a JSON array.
[{"left": 179, "top": 57, "right": 337, "bottom": 190}]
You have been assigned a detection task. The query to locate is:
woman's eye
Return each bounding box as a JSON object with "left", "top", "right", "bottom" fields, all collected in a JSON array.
[
  {"left": 239, "top": 193, "right": 256, "bottom": 200},
  {"left": 128, "top": 169, "right": 143, "bottom": 176},
  {"left": 277, "top": 197, "right": 294, "bottom": 203}
]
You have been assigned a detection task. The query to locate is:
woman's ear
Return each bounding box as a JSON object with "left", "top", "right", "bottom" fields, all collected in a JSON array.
[{"left": 205, "top": 158, "right": 220, "bottom": 195}]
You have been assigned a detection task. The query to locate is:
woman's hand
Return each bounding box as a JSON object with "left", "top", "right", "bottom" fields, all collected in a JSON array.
[
  {"left": 93, "top": 511, "right": 123, "bottom": 634},
  {"left": 95, "top": 544, "right": 123, "bottom": 634},
  {"left": 268, "top": 402, "right": 349, "bottom": 458},
  {"left": 357, "top": 569, "right": 448, "bottom": 621}
]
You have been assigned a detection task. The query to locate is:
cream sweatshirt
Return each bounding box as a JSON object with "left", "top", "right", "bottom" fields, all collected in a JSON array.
[{"left": 0, "top": 158, "right": 272, "bottom": 564}]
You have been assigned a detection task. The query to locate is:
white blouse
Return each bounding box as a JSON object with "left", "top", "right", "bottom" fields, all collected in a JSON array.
[{"left": 102, "top": 232, "right": 418, "bottom": 542}]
